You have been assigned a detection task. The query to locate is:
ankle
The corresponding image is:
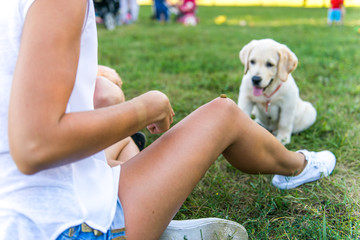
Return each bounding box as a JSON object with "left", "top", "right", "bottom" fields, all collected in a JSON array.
[{"left": 293, "top": 152, "right": 307, "bottom": 176}]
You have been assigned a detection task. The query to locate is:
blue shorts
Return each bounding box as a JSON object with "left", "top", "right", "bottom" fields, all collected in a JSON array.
[
  {"left": 56, "top": 199, "right": 126, "bottom": 240},
  {"left": 328, "top": 9, "right": 341, "bottom": 22}
]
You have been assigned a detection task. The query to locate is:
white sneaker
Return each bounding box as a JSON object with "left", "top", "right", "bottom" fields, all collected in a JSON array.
[
  {"left": 272, "top": 150, "right": 336, "bottom": 190},
  {"left": 159, "top": 218, "right": 248, "bottom": 240}
]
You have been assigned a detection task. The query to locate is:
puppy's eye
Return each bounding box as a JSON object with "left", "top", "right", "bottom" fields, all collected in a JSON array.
[
  {"left": 266, "top": 62, "right": 274, "bottom": 67},
  {"left": 250, "top": 60, "right": 255, "bottom": 65}
]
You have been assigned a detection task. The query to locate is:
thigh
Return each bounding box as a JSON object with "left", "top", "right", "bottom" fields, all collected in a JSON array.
[{"left": 104, "top": 137, "right": 139, "bottom": 165}]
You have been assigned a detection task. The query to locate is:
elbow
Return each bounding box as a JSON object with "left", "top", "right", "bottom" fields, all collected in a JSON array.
[
  {"left": 9, "top": 140, "right": 50, "bottom": 175},
  {"left": 14, "top": 162, "right": 39, "bottom": 175},
  {"left": 8, "top": 110, "right": 65, "bottom": 175},
  {"left": 10, "top": 151, "right": 43, "bottom": 175}
]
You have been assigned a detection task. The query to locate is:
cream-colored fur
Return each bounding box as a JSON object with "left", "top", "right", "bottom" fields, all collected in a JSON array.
[{"left": 237, "top": 39, "right": 316, "bottom": 145}]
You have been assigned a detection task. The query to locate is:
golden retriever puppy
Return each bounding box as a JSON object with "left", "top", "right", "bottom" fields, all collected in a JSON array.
[{"left": 237, "top": 39, "right": 316, "bottom": 145}]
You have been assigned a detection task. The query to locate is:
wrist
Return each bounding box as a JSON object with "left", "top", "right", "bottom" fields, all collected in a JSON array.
[{"left": 131, "top": 91, "right": 170, "bottom": 125}]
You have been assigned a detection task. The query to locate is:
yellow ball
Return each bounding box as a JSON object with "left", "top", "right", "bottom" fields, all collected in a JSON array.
[{"left": 214, "top": 15, "right": 227, "bottom": 25}]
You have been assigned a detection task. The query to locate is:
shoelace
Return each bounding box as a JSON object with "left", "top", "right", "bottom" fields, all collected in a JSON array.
[{"left": 307, "top": 152, "right": 327, "bottom": 168}]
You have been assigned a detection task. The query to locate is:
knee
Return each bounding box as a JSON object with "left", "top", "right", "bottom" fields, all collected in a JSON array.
[
  {"left": 205, "top": 97, "right": 242, "bottom": 123},
  {"left": 94, "top": 76, "right": 125, "bottom": 108}
]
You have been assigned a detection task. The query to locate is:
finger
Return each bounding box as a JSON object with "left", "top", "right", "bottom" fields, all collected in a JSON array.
[
  {"left": 116, "top": 77, "right": 123, "bottom": 88},
  {"left": 168, "top": 108, "right": 174, "bottom": 124},
  {"left": 169, "top": 112, "right": 174, "bottom": 125},
  {"left": 99, "top": 66, "right": 122, "bottom": 88},
  {"left": 147, "top": 124, "right": 157, "bottom": 134},
  {"left": 108, "top": 71, "right": 121, "bottom": 86}
]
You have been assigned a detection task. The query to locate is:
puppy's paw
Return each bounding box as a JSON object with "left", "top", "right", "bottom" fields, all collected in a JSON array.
[{"left": 276, "top": 134, "right": 291, "bottom": 145}]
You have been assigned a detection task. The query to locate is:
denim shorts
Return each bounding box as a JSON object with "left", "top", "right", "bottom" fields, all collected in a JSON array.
[{"left": 56, "top": 199, "right": 126, "bottom": 240}]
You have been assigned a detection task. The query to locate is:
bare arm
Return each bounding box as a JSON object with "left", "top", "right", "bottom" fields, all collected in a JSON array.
[{"left": 8, "top": 0, "right": 174, "bottom": 174}]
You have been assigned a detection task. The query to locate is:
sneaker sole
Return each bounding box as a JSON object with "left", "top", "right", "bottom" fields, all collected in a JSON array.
[
  {"left": 273, "top": 175, "right": 326, "bottom": 190},
  {"left": 159, "top": 218, "right": 248, "bottom": 240}
]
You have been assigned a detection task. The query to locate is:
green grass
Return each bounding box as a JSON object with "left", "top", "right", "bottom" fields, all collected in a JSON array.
[{"left": 97, "top": 6, "right": 360, "bottom": 239}]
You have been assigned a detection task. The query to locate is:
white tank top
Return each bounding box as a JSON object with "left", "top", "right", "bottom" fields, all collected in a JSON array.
[{"left": 0, "top": 1, "right": 120, "bottom": 239}]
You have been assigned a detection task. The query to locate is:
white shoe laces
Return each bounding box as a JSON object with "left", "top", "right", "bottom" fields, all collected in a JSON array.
[{"left": 307, "top": 152, "right": 327, "bottom": 168}]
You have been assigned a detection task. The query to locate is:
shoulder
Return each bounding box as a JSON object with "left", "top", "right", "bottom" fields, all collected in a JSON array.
[
  {"left": 24, "top": 0, "right": 89, "bottom": 42},
  {"left": 28, "top": 0, "right": 88, "bottom": 27}
]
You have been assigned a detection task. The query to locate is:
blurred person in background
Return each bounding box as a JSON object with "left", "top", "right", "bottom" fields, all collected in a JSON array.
[{"left": 328, "top": 0, "right": 345, "bottom": 25}]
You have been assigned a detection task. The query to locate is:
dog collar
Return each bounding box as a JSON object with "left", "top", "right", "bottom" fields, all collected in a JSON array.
[{"left": 263, "top": 83, "right": 282, "bottom": 113}]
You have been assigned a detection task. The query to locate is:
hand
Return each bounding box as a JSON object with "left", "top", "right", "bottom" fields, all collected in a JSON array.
[
  {"left": 135, "top": 91, "right": 175, "bottom": 134},
  {"left": 147, "top": 107, "right": 175, "bottom": 134},
  {"left": 97, "top": 65, "right": 123, "bottom": 88}
]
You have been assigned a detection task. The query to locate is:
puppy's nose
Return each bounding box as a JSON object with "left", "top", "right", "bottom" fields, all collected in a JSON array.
[{"left": 252, "top": 76, "right": 262, "bottom": 86}]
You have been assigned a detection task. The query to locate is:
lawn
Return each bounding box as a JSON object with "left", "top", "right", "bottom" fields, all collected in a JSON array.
[{"left": 97, "top": 6, "right": 360, "bottom": 239}]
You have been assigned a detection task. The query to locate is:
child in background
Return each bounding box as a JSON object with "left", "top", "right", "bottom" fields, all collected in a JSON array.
[
  {"left": 118, "top": 0, "right": 139, "bottom": 25},
  {"left": 328, "top": 0, "right": 345, "bottom": 25},
  {"left": 177, "top": 0, "right": 198, "bottom": 26},
  {"left": 153, "top": 0, "right": 170, "bottom": 22}
]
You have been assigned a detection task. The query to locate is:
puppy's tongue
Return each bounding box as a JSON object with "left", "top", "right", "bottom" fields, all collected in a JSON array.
[{"left": 253, "top": 87, "right": 263, "bottom": 96}]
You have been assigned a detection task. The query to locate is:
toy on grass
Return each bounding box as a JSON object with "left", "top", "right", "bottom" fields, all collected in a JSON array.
[
  {"left": 353, "top": 27, "right": 360, "bottom": 34},
  {"left": 214, "top": 15, "right": 227, "bottom": 25}
]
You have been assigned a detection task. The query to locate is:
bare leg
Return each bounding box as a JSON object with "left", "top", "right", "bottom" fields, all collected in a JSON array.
[
  {"left": 105, "top": 137, "right": 139, "bottom": 166},
  {"left": 119, "top": 97, "right": 306, "bottom": 239},
  {"left": 94, "top": 76, "right": 140, "bottom": 165},
  {"left": 94, "top": 76, "right": 125, "bottom": 109}
]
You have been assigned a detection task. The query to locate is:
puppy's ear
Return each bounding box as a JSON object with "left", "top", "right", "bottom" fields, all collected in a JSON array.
[
  {"left": 277, "top": 44, "right": 298, "bottom": 82},
  {"left": 239, "top": 40, "right": 258, "bottom": 74}
]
